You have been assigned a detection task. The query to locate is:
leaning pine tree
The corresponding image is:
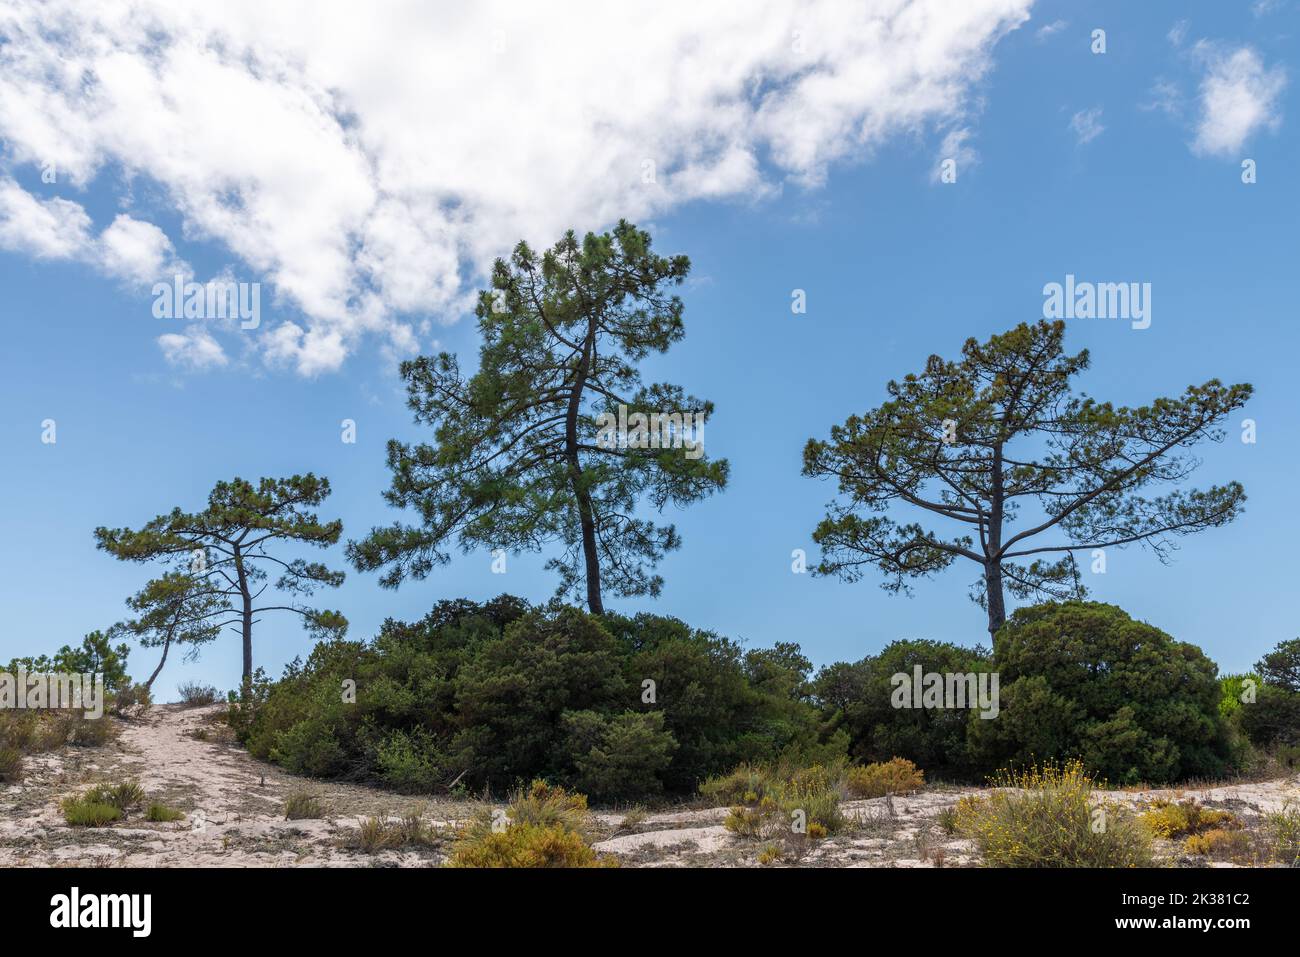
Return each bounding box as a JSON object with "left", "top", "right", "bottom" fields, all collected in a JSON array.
[
  {"left": 95, "top": 475, "right": 347, "bottom": 686},
  {"left": 110, "top": 571, "right": 232, "bottom": 692},
  {"left": 349, "top": 220, "right": 728, "bottom": 614},
  {"left": 803, "top": 320, "right": 1251, "bottom": 639}
]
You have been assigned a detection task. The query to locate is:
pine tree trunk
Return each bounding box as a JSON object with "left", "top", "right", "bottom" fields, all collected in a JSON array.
[
  {"left": 986, "top": 444, "right": 1006, "bottom": 641},
  {"left": 985, "top": 561, "right": 1006, "bottom": 641},
  {"left": 143, "top": 636, "right": 170, "bottom": 693},
  {"left": 565, "top": 331, "right": 604, "bottom": 615},
  {"left": 235, "top": 549, "right": 254, "bottom": 685}
]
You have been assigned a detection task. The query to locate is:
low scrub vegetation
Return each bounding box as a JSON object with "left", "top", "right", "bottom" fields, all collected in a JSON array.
[
  {"left": 61, "top": 799, "right": 122, "bottom": 827},
  {"left": 347, "top": 811, "right": 441, "bottom": 853},
  {"left": 145, "top": 803, "right": 186, "bottom": 822},
  {"left": 705, "top": 761, "right": 848, "bottom": 844},
  {"left": 61, "top": 779, "right": 160, "bottom": 827},
  {"left": 0, "top": 746, "right": 22, "bottom": 783},
  {"left": 1264, "top": 804, "right": 1300, "bottom": 865},
  {"left": 446, "top": 780, "right": 613, "bottom": 868},
  {"left": 284, "top": 792, "right": 325, "bottom": 820},
  {"left": 953, "top": 761, "right": 1154, "bottom": 867},
  {"left": 177, "top": 681, "right": 221, "bottom": 707},
  {"left": 84, "top": 780, "right": 145, "bottom": 811},
  {"left": 1183, "top": 827, "right": 1252, "bottom": 862},
  {"left": 845, "top": 757, "right": 925, "bottom": 798},
  {"left": 1138, "top": 798, "right": 1240, "bottom": 840}
]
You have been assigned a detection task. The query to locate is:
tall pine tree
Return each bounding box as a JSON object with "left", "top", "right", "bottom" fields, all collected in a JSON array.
[{"left": 349, "top": 221, "right": 728, "bottom": 613}]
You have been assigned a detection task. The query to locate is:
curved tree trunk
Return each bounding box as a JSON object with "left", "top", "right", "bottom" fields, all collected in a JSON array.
[{"left": 142, "top": 636, "right": 171, "bottom": 693}]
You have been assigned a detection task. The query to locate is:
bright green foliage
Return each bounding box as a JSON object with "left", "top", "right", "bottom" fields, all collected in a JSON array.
[
  {"left": 85, "top": 780, "right": 144, "bottom": 811},
  {"left": 1218, "top": 673, "right": 1261, "bottom": 718},
  {"left": 803, "top": 320, "right": 1251, "bottom": 638},
  {"left": 348, "top": 221, "right": 727, "bottom": 615},
  {"left": 146, "top": 803, "right": 185, "bottom": 822},
  {"left": 238, "top": 596, "right": 838, "bottom": 801},
  {"left": 62, "top": 800, "right": 121, "bottom": 828},
  {"left": 95, "top": 474, "right": 347, "bottom": 684},
  {"left": 968, "top": 601, "right": 1233, "bottom": 784}
]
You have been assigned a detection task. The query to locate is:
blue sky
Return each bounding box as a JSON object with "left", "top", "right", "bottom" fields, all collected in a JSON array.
[{"left": 1, "top": 0, "right": 1296, "bottom": 698}]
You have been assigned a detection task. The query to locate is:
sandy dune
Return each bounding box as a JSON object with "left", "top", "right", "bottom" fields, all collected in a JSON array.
[{"left": 2, "top": 704, "right": 1295, "bottom": 867}]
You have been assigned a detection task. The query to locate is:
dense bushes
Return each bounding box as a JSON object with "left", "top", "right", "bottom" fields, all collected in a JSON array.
[
  {"left": 967, "top": 602, "right": 1233, "bottom": 785},
  {"left": 1226, "top": 639, "right": 1300, "bottom": 754},
  {"left": 235, "top": 594, "right": 1281, "bottom": 800},
  {"left": 813, "top": 601, "right": 1240, "bottom": 786},
  {"left": 813, "top": 639, "right": 991, "bottom": 776},
  {"left": 235, "top": 596, "right": 841, "bottom": 801}
]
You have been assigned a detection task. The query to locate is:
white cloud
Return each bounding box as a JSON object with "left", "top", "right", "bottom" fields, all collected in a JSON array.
[
  {"left": 1035, "top": 19, "right": 1067, "bottom": 41},
  {"left": 1069, "top": 107, "right": 1104, "bottom": 145},
  {"left": 157, "top": 325, "right": 228, "bottom": 370},
  {"left": 1168, "top": 20, "right": 1189, "bottom": 47},
  {"left": 0, "top": 0, "right": 1034, "bottom": 374},
  {"left": 1191, "top": 44, "right": 1287, "bottom": 157},
  {"left": 98, "top": 214, "right": 188, "bottom": 285},
  {"left": 0, "top": 176, "right": 190, "bottom": 290},
  {"left": 0, "top": 178, "right": 92, "bottom": 259}
]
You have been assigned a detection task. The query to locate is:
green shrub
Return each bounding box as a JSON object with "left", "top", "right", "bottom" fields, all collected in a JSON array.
[
  {"left": 62, "top": 798, "right": 122, "bottom": 827},
  {"left": 968, "top": 602, "right": 1235, "bottom": 785},
  {"left": 700, "top": 763, "right": 783, "bottom": 806},
  {"left": 954, "top": 760, "right": 1154, "bottom": 867},
  {"left": 1255, "top": 638, "right": 1300, "bottom": 693},
  {"left": 84, "top": 780, "right": 145, "bottom": 811},
  {"left": 565, "top": 710, "right": 677, "bottom": 802},
  {"left": 146, "top": 803, "right": 185, "bottom": 822},
  {"left": 846, "top": 758, "right": 925, "bottom": 798},
  {"left": 284, "top": 792, "right": 324, "bottom": 820},
  {"left": 240, "top": 597, "right": 836, "bottom": 802},
  {"left": 813, "top": 639, "right": 990, "bottom": 777},
  {"left": 1236, "top": 684, "right": 1300, "bottom": 747},
  {"left": 709, "top": 762, "right": 847, "bottom": 839}
]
